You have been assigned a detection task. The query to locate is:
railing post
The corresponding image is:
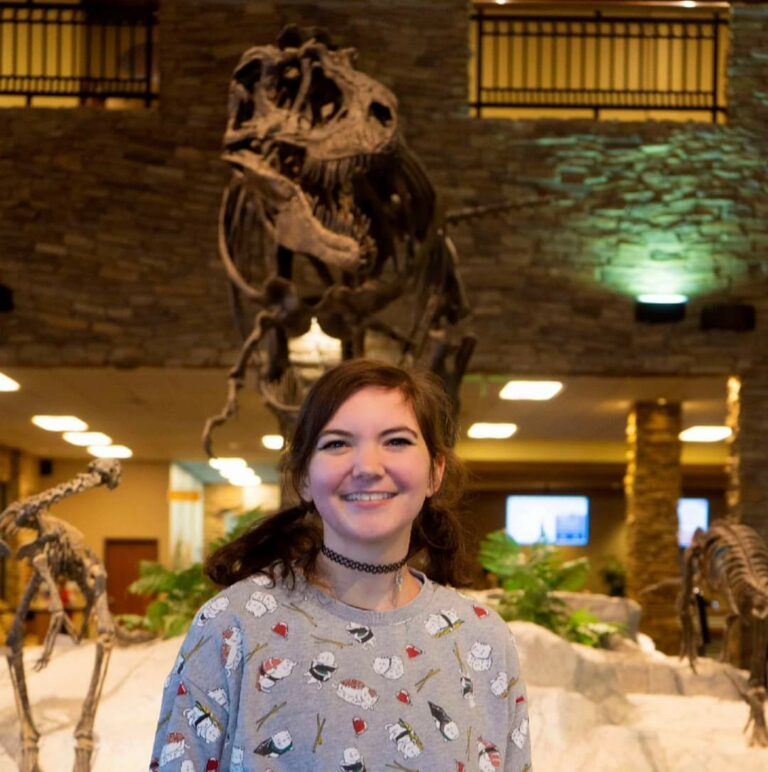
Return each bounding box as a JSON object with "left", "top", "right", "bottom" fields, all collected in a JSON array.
[
  {"left": 475, "top": 8, "right": 483, "bottom": 118},
  {"left": 144, "top": 3, "right": 153, "bottom": 107},
  {"left": 711, "top": 13, "right": 720, "bottom": 123}
]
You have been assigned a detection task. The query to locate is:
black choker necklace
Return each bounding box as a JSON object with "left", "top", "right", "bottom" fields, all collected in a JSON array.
[{"left": 320, "top": 544, "right": 408, "bottom": 575}]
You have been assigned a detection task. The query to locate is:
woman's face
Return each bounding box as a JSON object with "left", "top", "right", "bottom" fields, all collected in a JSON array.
[{"left": 303, "top": 386, "right": 444, "bottom": 558}]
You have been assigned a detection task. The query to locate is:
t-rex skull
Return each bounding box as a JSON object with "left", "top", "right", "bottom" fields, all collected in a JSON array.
[{"left": 223, "top": 25, "right": 402, "bottom": 272}]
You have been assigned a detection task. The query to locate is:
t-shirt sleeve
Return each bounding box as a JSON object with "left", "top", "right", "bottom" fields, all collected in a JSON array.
[
  {"left": 505, "top": 629, "right": 532, "bottom": 771},
  {"left": 149, "top": 609, "right": 241, "bottom": 770}
]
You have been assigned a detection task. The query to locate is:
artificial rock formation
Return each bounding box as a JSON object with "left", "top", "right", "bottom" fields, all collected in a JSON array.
[{"left": 625, "top": 401, "right": 682, "bottom": 654}]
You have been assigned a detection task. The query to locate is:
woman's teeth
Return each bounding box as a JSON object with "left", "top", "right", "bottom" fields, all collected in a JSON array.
[{"left": 342, "top": 492, "right": 396, "bottom": 502}]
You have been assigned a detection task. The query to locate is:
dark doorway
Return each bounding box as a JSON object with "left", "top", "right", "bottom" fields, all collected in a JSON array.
[{"left": 104, "top": 538, "right": 159, "bottom": 616}]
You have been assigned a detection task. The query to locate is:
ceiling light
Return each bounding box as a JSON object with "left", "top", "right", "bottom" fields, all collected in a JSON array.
[
  {"left": 32, "top": 415, "right": 88, "bottom": 432},
  {"left": 262, "top": 434, "right": 285, "bottom": 451},
  {"left": 681, "top": 1, "right": 696, "bottom": 8},
  {"left": 0, "top": 372, "right": 20, "bottom": 392},
  {"left": 88, "top": 444, "right": 133, "bottom": 458},
  {"left": 499, "top": 381, "right": 563, "bottom": 401},
  {"left": 468, "top": 422, "right": 518, "bottom": 439},
  {"left": 209, "top": 457, "right": 247, "bottom": 471},
  {"left": 679, "top": 426, "right": 732, "bottom": 443},
  {"left": 63, "top": 431, "right": 113, "bottom": 447}
]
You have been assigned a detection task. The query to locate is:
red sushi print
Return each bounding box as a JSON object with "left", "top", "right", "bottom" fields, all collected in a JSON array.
[
  {"left": 473, "top": 605, "right": 489, "bottom": 618},
  {"left": 353, "top": 717, "right": 368, "bottom": 735},
  {"left": 205, "top": 760, "right": 219, "bottom": 771},
  {"left": 396, "top": 689, "right": 411, "bottom": 704},
  {"left": 272, "top": 622, "right": 288, "bottom": 638},
  {"left": 405, "top": 644, "right": 422, "bottom": 658},
  {"left": 177, "top": 682, "right": 187, "bottom": 696},
  {"left": 516, "top": 695, "right": 526, "bottom": 704}
]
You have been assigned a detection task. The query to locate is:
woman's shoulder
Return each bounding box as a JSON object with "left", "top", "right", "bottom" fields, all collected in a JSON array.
[
  {"left": 429, "top": 584, "right": 513, "bottom": 638},
  {"left": 192, "top": 570, "right": 299, "bottom": 628}
]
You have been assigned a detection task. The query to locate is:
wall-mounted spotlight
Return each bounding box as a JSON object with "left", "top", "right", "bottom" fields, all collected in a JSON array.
[
  {"left": 700, "top": 303, "right": 755, "bottom": 332},
  {"left": 635, "top": 294, "right": 688, "bottom": 323}
]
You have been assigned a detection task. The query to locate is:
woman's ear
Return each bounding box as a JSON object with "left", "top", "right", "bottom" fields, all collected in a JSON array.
[{"left": 427, "top": 454, "right": 446, "bottom": 497}]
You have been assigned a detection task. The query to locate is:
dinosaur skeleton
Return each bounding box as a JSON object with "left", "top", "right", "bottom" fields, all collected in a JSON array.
[
  {"left": 0, "top": 459, "right": 121, "bottom": 771},
  {"left": 202, "top": 25, "right": 549, "bottom": 453},
  {"left": 679, "top": 522, "right": 768, "bottom": 747}
]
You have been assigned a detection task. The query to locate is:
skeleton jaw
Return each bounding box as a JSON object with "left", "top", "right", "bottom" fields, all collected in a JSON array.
[{"left": 224, "top": 149, "right": 362, "bottom": 271}]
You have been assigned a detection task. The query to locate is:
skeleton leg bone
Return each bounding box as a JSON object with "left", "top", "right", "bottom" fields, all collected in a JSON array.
[
  {"left": 73, "top": 565, "right": 115, "bottom": 772},
  {"left": 5, "top": 575, "right": 43, "bottom": 772}
]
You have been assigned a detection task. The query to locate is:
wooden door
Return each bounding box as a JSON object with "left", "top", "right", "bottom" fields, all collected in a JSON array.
[{"left": 104, "top": 538, "right": 158, "bottom": 616}]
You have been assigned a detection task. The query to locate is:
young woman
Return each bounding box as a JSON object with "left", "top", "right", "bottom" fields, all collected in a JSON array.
[{"left": 150, "top": 360, "right": 531, "bottom": 771}]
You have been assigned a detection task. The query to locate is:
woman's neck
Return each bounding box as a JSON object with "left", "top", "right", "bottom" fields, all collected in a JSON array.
[{"left": 313, "top": 555, "right": 421, "bottom": 611}]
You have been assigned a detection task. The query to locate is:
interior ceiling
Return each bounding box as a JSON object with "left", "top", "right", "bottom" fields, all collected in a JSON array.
[{"left": 0, "top": 367, "right": 729, "bottom": 471}]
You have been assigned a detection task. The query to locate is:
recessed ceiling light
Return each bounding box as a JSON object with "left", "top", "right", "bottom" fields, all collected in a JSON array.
[
  {"left": 262, "top": 435, "right": 285, "bottom": 451},
  {"left": 499, "top": 381, "right": 563, "bottom": 401},
  {"left": 32, "top": 415, "right": 88, "bottom": 432},
  {"left": 88, "top": 444, "right": 133, "bottom": 458},
  {"left": 679, "top": 426, "right": 732, "bottom": 442},
  {"left": 209, "top": 457, "right": 247, "bottom": 471},
  {"left": 63, "top": 431, "right": 112, "bottom": 447},
  {"left": 468, "top": 422, "right": 518, "bottom": 439},
  {"left": 0, "top": 372, "right": 20, "bottom": 392}
]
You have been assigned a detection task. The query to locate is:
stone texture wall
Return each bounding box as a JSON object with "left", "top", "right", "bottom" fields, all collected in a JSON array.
[
  {"left": 624, "top": 402, "right": 683, "bottom": 654},
  {"left": 1, "top": 0, "right": 766, "bottom": 375}
]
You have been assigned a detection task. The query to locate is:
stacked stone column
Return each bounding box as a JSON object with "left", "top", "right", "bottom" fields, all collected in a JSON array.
[
  {"left": 726, "top": 366, "right": 768, "bottom": 542},
  {"left": 624, "top": 401, "right": 682, "bottom": 654}
]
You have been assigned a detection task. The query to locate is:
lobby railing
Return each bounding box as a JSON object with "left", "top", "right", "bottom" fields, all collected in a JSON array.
[
  {"left": 470, "top": 8, "right": 728, "bottom": 121},
  {"left": 0, "top": 1, "right": 158, "bottom": 106}
]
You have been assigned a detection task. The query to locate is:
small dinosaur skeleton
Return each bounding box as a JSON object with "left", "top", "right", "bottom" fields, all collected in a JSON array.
[
  {"left": 679, "top": 522, "right": 768, "bottom": 747},
  {"left": 202, "top": 25, "right": 550, "bottom": 452},
  {"left": 0, "top": 459, "right": 121, "bottom": 771}
]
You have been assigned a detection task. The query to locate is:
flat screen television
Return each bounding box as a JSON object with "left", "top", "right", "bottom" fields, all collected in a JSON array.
[
  {"left": 505, "top": 495, "right": 590, "bottom": 546},
  {"left": 678, "top": 497, "right": 709, "bottom": 548}
]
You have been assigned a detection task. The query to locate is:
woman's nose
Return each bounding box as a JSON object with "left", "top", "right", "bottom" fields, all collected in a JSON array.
[{"left": 351, "top": 444, "right": 384, "bottom": 477}]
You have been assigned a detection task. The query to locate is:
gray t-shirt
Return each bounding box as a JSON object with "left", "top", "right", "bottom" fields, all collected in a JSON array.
[{"left": 150, "top": 569, "right": 531, "bottom": 771}]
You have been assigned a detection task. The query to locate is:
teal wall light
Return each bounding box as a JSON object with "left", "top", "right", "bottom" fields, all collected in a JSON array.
[{"left": 635, "top": 293, "right": 688, "bottom": 323}]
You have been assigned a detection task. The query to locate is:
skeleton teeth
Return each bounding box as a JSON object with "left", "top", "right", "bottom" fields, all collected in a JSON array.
[{"left": 343, "top": 492, "right": 395, "bottom": 502}]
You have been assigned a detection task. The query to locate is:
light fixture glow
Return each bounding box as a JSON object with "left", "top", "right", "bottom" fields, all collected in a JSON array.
[
  {"left": 636, "top": 293, "right": 688, "bottom": 305},
  {"left": 288, "top": 317, "right": 342, "bottom": 367},
  {"left": 262, "top": 434, "right": 285, "bottom": 451},
  {"left": 499, "top": 381, "right": 563, "bottom": 401},
  {"left": 32, "top": 415, "right": 89, "bottom": 432},
  {"left": 468, "top": 422, "right": 518, "bottom": 439},
  {"left": 88, "top": 444, "right": 133, "bottom": 458},
  {"left": 0, "top": 372, "right": 20, "bottom": 392},
  {"left": 208, "top": 457, "right": 247, "bottom": 471},
  {"left": 224, "top": 469, "right": 262, "bottom": 487},
  {"left": 63, "top": 431, "right": 112, "bottom": 447},
  {"left": 679, "top": 426, "right": 732, "bottom": 443},
  {"left": 681, "top": 1, "right": 696, "bottom": 8}
]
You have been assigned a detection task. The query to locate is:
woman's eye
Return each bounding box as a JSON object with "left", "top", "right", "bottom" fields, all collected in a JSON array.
[
  {"left": 386, "top": 436, "right": 414, "bottom": 447},
  {"left": 318, "top": 439, "right": 347, "bottom": 451}
]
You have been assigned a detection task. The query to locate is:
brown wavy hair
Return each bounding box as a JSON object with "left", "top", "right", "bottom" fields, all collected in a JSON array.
[{"left": 205, "top": 359, "right": 473, "bottom": 588}]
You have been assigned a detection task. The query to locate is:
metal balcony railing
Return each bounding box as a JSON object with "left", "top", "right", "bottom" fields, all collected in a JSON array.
[
  {"left": 470, "top": 8, "right": 728, "bottom": 121},
  {"left": 0, "top": 1, "right": 158, "bottom": 106}
]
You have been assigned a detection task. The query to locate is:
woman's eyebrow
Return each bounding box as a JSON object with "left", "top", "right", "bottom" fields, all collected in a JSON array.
[{"left": 381, "top": 426, "right": 418, "bottom": 437}]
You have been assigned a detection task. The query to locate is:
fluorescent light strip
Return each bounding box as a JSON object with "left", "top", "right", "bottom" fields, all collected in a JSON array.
[
  {"left": 32, "top": 415, "right": 88, "bottom": 432},
  {"left": 88, "top": 444, "right": 133, "bottom": 459},
  {"left": 499, "top": 381, "right": 563, "bottom": 401},
  {"left": 468, "top": 422, "right": 517, "bottom": 439},
  {"left": 679, "top": 426, "right": 732, "bottom": 443},
  {"left": 209, "top": 457, "right": 247, "bottom": 471},
  {"left": 63, "top": 431, "right": 112, "bottom": 447},
  {"left": 0, "top": 372, "right": 20, "bottom": 392}
]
